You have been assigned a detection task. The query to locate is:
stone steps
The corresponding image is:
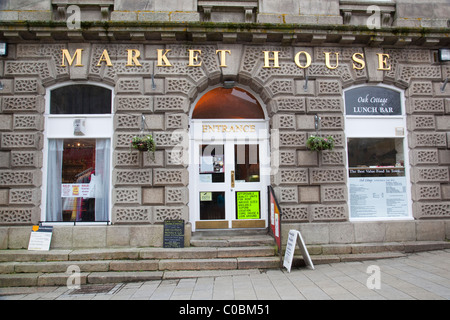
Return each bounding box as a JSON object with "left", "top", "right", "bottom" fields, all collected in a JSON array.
[
  {"left": 0, "top": 244, "right": 280, "bottom": 287},
  {"left": 1, "top": 238, "right": 449, "bottom": 287}
]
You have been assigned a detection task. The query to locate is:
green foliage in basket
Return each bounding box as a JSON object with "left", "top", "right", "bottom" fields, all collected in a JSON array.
[{"left": 306, "top": 135, "right": 335, "bottom": 151}]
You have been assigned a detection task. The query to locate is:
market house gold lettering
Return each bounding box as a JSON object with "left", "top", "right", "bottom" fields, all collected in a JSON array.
[
  {"left": 377, "top": 53, "right": 391, "bottom": 70},
  {"left": 61, "top": 48, "right": 83, "bottom": 67},
  {"left": 188, "top": 49, "right": 202, "bottom": 67},
  {"left": 263, "top": 51, "right": 280, "bottom": 68},
  {"left": 157, "top": 49, "right": 172, "bottom": 67},
  {"left": 294, "top": 51, "right": 312, "bottom": 69},
  {"left": 216, "top": 49, "right": 231, "bottom": 67},
  {"left": 126, "top": 49, "right": 142, "bottom": 67},
  {"left": 352, "top": 52, "right": 365, "bottom": 70},
  {"left": 62, "top": 49, "right": 391, "bottom": 71},
  {"left": 97, "top": 49, "right": 113, "bottom": 66},
  {"left": 324, "top": 52, "right": 339, "bottom": 70}
]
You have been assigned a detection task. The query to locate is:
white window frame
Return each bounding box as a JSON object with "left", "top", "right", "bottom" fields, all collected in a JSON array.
[
  {"left": 343, "top": 84, "right": 413, "bottom": 221},
  {"left": 40, "top": 81, "right": 114, "bottom": 225}
]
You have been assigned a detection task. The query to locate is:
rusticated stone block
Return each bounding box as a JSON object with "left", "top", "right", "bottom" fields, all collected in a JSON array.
[
  {"left": 114, "top": 151, "right": 140, "bottom": 167},
  {"left": 113, "top": 206, "right": 152, "bottom": 224},
  {"left": 115, "top": 95, "right": 154, "bottom": 112},
  {"left": 142, "top": 187, "right": 164, "bottom": 205},
  {"left": 1, "top": 95, "right": 45, "bottom": 113},
  {"left": 143, "top": 150, "right": 164, "bottom": 167},
  {"left": 271, "top": 114, "right": 296, "bottom": 130},
  {"left": 154, "top": 96, "right": 189, "bottom": 113},
  {"left": 311, "top": 205, "right": 347, "bottom": 221},
  {"left": 280, "top": 205, "right": 309, "bottom": 222},
  {"left": 414, "top": 202, "right": 450, "bottom": 220},
  {"left": 153, "top": 206, "right": 188, "bottom": 223},
  {"left": 13, "top": 114, "right": 43, "bottom": 131},
  {"left": 279, "top": 131, "right": 306, "bottom": 148},
  {"left": 321, "top": 150, "right": 345, "bottom": 166},
  {"left": 115, "top": 77, "right": 144, "bottom": 94},
  {"left": 0, "top": 170, "right": 41, "bottom": 187},
  {"left": 299, "top": 186, "right": 320, "bottom": 203},
  {"left": 0, "top": 115, "right": 13, "bottom": 131},
  {"left": 113, "top": 169, "right": 152, "bottom": 186},
  {"left": 411, "top": 132, "right": 447, "bottom": 148},
  {"left": 11, "top": 151, "right": 42, "bottom": 168},
  {"left": 321, "top": 185, "right": 347, "bottom": 202},
  {"left": 413, "top": 184, "right": 441, "bottom": 201},
  {"left": 0, "top": 207, "right": 34, "bottom": 224},
  {"left": 273, "top": 168, "right": 308, "bottom": 185},
  {"left": 413, "top": 167, "right": 449, "bottom": 183},
  {"left": 165, "top": 187, "right": 188, "bottom": 204},
  {"left": 296, "top": 115, "right": 315, "bottom": 130},
  {"left": 278, "top": 186, "right": 298, "bottom": 203},
  {"left": 153, "top": 131, "right": 188, "bottom": 148},
  {"left": 279, "top": 149, "right": 296, "bottom": 166},
  {"left": 310, "top": 168, "right": 346, "bottom": 184},
  {"left": 1, "top": 132, "right": 41, "bottom": 149},
  {"left": 9, "top": 188, "right": 40, "bottom": 205},
  {"left": 153, "top": 168, "right": 188, "bottom": 186},
  {"left": 113, "top": 188, "right": 141, "bottom": 204},
  {"left": 270, "top": 97, "right": 306, "bottom": 113},
  {"left": 412, "top": 149, "right": 438, "bottom": 165}
]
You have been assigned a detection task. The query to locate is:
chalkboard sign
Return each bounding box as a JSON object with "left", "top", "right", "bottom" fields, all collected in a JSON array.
[
  {"left": 345, "top": 86, "right": 401, "bottom": 116},
  {"left": 163, "top": 220, "right": 185, "bottom": 248}
]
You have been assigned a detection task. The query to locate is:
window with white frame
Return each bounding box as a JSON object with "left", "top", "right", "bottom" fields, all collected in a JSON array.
[
  {"left": 344, "top": 85, "right": 412, "bottom": 221},
  {"left": 44, "top": 84, "right": 112, "bottom": 222}
]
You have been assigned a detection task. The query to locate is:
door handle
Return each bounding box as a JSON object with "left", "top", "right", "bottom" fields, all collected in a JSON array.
[{"left": 231, "top": 170, "right": 235, "bottom": 188}]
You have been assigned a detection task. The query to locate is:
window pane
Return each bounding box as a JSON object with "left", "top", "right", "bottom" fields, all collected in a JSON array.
[
  {"left": 347, "top": 138, "right": 405, "bottom": 177},
  {"left": 61, "top": 139, "right": 96, "bottom": 222},
  {"left": 200, "top": 191, "right": 225, "bottom": 220},
  {"left": 235, "top": 144, "right": 260, "bottom": 182},
  {"left": 199, "top": 144, "right": 224, "bottom": 183},
  {"left": 50, "top": 85, "right": 111, "bottom": 114},
  {"left": 47, "top": 139, "right": 110, "bottom": 222}
]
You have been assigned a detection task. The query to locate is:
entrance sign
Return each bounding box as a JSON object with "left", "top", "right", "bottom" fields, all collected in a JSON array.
[
  {"left": 345, "top": 86, "right": 401, "bottom": 116},
  {"left": 283, "top": 229, "right": 314, "bottom": 273},
  {"left": 163, "top": 220, "right": 185, "bottom": 248},
  {"left": 28, "top": 226, "right": 53, "bottom": 251},
  {"left": 236, "top": 191, "right": 260, "bottom": 219}
]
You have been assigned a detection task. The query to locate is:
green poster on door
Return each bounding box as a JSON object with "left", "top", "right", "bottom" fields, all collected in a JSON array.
[{"left": 236, "top": 191, "right": 260, "bottom": 219}]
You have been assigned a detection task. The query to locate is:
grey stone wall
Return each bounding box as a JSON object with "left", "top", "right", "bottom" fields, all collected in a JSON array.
[{"left": 0, "top": 42, "right": 449, "bottom": 226}]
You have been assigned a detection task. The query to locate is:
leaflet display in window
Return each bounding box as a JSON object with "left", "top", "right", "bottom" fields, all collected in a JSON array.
[{"left": 347, "top": 138, "right": 409, "bottom": 219}]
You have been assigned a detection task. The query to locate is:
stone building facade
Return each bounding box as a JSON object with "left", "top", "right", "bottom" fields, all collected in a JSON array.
[{"left": 0, "top": 0, "right": 449, "bottom": 249}]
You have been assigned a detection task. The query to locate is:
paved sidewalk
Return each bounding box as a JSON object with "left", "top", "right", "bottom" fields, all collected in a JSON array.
[{"left": 1, "top": 250, "right": 449, "bottom": 300}]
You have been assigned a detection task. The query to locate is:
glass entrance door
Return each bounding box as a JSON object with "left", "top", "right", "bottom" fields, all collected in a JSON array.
[{"left": 194, "top": 139, "right": 267, "bottom": 230}]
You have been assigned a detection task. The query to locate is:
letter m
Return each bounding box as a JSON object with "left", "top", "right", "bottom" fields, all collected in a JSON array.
[{"left": 61, "top": 49, "right": 84, "bottom": 67}]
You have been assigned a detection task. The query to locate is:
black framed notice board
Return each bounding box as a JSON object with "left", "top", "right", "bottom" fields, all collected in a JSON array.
[{"left": 163, "top": 219, "right": 185, "bottom": 248}]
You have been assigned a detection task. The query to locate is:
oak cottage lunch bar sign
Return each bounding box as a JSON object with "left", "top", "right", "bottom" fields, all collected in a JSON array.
[{"left": 61, "top": 48, "right": 392, "bottom": 71}]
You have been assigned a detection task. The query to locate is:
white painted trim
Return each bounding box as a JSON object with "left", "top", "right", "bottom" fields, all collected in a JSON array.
[
  {"left": 40, "top": 82, "right": 114, "bottom": 223},
  {"left": 343, "top": 84, "right": 413, "bottom": 221},
  {"left": 188, "top": 86, "right": 270, "bottom": 232}
]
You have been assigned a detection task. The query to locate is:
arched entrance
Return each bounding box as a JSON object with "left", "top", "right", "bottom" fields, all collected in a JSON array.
[{"left": 189, "top": 86, "right": 270, "bottom": 231}]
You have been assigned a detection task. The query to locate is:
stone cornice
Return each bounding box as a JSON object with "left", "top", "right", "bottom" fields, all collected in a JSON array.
[{"left": 0, "top": 20, "right": 448, "bottom": 48}]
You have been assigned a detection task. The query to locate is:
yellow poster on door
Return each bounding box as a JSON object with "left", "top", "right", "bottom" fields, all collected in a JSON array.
[{"left": 236, "top": 191, "right": 260, "bottom": 219}]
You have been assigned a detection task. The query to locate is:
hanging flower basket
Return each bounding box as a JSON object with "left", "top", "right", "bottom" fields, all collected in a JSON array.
[
  {"left": 130, "top": 135, "right": 156, "bottom": 159},
  {"left": 306, "top": 135, "right": 335, "bottom": 151}
]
